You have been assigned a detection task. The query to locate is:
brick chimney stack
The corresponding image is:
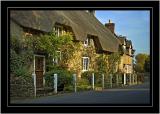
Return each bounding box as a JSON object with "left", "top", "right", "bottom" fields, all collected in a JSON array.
[
  {"left": 105, "top": 19, "right": 115, "bottom": 34},
  {"left": 86, "top": 10, "right": 95, "bottom": 16}
]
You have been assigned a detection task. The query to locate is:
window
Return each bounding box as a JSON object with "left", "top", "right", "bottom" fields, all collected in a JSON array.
[
  {"left": 124, "top": 65, "right": 132, "bottom": 73},
  {"left": 54, "top": 26, "right": 63, "bottom": 37},
  {"left": 129, "top": 48, "right": 131, "bottom": 55},
  {"left": 24, "top": 32, "right": 33, "bottom": 37},
  {"left": 53, "top": 51, "right": 61, "bottom": 65},
  {"left": 84, "top": 38, "right": 90, "bottom": 47},
  {"left": 126, "top": 65, "right": 128, "bottom": 73},
  {"left": 82, "top": 57, "right": 89, "bottom": 71},
  {"left": 123, "top": 64, "right": 127, "bottom": 73},
  {"left": 123, "top": 45, "right": 126, "bottom": 50}
]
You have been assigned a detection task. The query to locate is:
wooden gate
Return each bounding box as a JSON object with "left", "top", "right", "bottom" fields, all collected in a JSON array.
[{"left": 35, "top": 56, "right": 45, "bottom": 88}]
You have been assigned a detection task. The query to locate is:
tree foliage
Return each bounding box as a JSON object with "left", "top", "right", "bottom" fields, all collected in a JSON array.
[
  {"left": 10, "top": 35, "right": 34, "bottom": 77},
  {"left": 134, "top": 53, "right": 150, "bottom": 73},
  {"left": 96, "top": 52, "right": 121, "bottom": 74},
  {"left": 144, "top": 55, "right": 150, "bottom": 72},
  {"left": 107, "top": 53, "right": 121, "bottom": 74}
]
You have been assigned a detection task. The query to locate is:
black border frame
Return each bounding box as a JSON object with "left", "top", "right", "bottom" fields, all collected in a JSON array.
[{"left": 1, "top": 1, "right": 159, "bottom": 113}]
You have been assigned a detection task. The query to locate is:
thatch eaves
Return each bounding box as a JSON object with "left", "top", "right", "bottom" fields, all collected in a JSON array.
[
  {"left": 126, "top": 40, "right": 132, "bottom": 48},
  {"left": 10, "top": 10, "right": 119, "bottom": 52},
  {"left": 117, "top": 36, "right": 127, "bottom": 45}
]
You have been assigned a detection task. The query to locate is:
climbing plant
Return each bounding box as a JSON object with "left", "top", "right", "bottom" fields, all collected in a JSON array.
[
  {"left": 107, "top": 52, "right": 121, "bottom": 74},
  {"left": 96, "top": 52, "right": 121, "bottom": 75}
]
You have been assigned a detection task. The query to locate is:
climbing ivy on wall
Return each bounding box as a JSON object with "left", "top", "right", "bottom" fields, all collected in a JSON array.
[
  {"left": 11, "top": 30, "right": 86, "bottom": 76},
  {"left": 96, "top": 52, "right": 121, "bottom": 75},
  {"left": 107, "top": 52, "right": 121, "bottom": 74},
  {"left": 11, "top": 31, "right": 121, "bottom": 78}
]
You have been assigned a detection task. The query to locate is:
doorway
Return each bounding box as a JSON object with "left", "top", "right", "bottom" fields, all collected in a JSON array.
[{"left": 34, "top": 55, "right": 45, "bottom": 88}]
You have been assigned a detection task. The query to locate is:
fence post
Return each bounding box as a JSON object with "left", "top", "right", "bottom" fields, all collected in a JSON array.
[
  {"left": 54, "top": 73, "right": 57, "bottom": 94},
  {"left": 102, "top": 74, "right": 104, "bottom": 90},
  {"left": 110, "top": 74, "right": 112, "bottom": 88},
  {"left": 135, "top": 74, "right": 138, "bottom": 84},
  {"left": 129, "top": 74, "right": 131, "bottom": 85},
  {"left": 133, "top": 74, "right": 135, "bottom": 84},
  {"left": 32, "top": 73, "right": 36, "bottom": 97},
  {"left": 124, "top": 73, "right": 126, "bottom": 85},
  {"left": 73, "top": 74, "right": 77, "bottom": 92},
  {"left": 116, "top": 74, "right": 119, "bottom": 86},
  {"left": 92, "top": 73, "right": 95, "bottom": 90}
]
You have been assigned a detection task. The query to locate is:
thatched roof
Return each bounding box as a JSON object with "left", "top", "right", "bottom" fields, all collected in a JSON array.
[
  {"left": 126, "top": 40, "right": 132, "bottom": 48},
  {"left": 10, "top": 10, "right": 119, "bottom": 52},
  {"left": 117, "top": 35, "right": 132, "bottom": 48},
  {"left": 117, "top": 35, "right": 135, "bottom": 56},
  {"left": 117, "top": 36, "right": 126, "bottom": 45}
]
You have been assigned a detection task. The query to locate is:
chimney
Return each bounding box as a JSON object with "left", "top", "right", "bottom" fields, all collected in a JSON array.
[
  {"left": 105, "top": 19, "right": 115, "bottom": 34},
  {"left": 86, "top": 10, "right": 95, "bottom": 16}
]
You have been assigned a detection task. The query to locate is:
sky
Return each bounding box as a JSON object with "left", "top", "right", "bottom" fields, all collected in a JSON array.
[{"left": 95, "top": 10, "right": 150, "bottom": 56}]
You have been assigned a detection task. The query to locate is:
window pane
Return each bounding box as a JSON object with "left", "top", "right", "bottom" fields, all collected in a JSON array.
[{"left": 82, "top": 57, "right": 89, "bottom": 71}]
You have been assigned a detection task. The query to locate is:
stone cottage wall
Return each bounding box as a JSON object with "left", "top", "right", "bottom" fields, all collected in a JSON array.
[{"left": 10, "top": 75, "right": 34, "bottom": 98}]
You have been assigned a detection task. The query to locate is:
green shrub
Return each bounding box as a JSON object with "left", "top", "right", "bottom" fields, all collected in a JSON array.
[
  {"left": 77, "top": 78, "right": 90, "bottom": 85},
  {"left": 10, "top": 49, "right": 23, "bottom": 73},
  {"left": 77, "top": 85, "right": 91, "bottom": 91},
  {"left": 81, "top": 71, "right": 102, "bottom": 85},
  {"left": 44, "top": 68, "right": 74, "bottom": 88},
  {"left": 14, "top": 66, "right": 31, "bottom": 78},
  {"left": 64, "top": 85, "right": 74, "bottom": 92},
  {"left": 81, "top": 71, "right": 94, "bottom": 84},
  {"left": 10, "top": 49, "right": 32, "bottom": 78}
]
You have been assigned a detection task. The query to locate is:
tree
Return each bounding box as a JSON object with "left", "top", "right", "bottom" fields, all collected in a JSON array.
[
  {"left": 135, "top": 53, "right": 149, "bottom": 73},
  {"left": 96, "top": 52, "right": 121, "bottom": 74},
  {"left": 144, "top": 55, "right": 150, "bottom": 72}
]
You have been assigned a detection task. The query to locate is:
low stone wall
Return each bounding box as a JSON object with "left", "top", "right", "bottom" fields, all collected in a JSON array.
[{"left": 10, "top": 76, "right": 34, "bottom": 98}]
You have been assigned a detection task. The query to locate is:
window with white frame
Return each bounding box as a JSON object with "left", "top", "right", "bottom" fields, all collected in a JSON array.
[
  {"left": 129, "top": 45, "right": 132, "bottom": 55},
  {"left": 53, "top": 51, "right": 61, "bottom": 65},
  {"left": 54, "top": 26, "right": 63, "bottom": 37},
  {"left": 82, "top": 57, "right": 89, "bottom": 71},
  {"left": 123, "top": 41, "right": 126, "bottom": 50},
  {"left": 84, "top": 38, "right": 90, "bottom": 47},
  {"left": 123, "top": 45, "right": 126, "bottom": 50}
]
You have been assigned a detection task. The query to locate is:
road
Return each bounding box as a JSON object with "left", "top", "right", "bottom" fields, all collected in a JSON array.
[{"left": 12, "top": 81, "right": 150, "bottom": 104}]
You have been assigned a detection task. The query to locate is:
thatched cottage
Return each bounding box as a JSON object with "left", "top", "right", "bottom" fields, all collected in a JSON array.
[
  {"left": 105, "top": 20, "right": 136, "bottom": 85},
  {"left": 10, "top": 10, "right": 135, "bottom": 88}
]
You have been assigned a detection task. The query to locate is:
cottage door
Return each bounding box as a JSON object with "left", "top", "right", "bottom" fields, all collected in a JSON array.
[{"left": 35, "top": 56, "right": 44, "bottom": 88}]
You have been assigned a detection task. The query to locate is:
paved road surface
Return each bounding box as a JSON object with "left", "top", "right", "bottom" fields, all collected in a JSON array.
[{"left": 12, "top": 82, "right": 150, "bottom": 104}]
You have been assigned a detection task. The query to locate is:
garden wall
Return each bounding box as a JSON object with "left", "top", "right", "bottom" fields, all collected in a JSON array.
[{"left": 10, "top": 75, "right": 34, "bottom": 98}]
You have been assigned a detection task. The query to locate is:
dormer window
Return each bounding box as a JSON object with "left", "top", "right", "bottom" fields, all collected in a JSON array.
[
  {"left": 84, "top": 38, "right": 90, "bottom": 47},
  {"left": 123, "top": 45, "right": 126, "bottom": 50},
  {"left": 123, "top": 40, "right": 126, "bottom": 50},
  {"left": 54, "top": 25, "right": 63, "bottom": 37},
  {"left": 24, "top": 32, "right": 33, "bottom": 37},
  {"left": 129, "top": 48, "right": 132, "bottom": 55}
]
